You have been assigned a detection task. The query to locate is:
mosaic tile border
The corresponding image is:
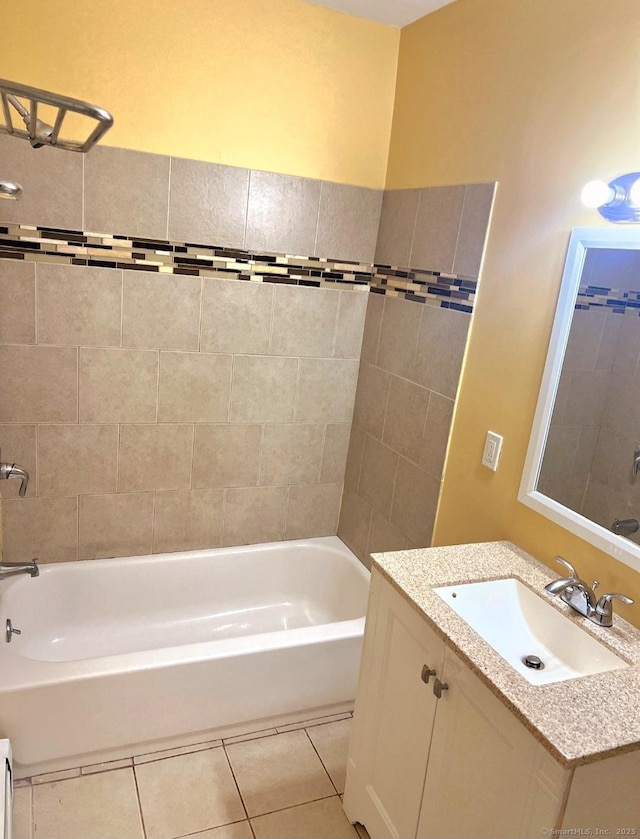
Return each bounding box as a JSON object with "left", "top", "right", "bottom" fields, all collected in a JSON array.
[
  {"left": 0, "top": 223, "right": 477, "bottom": 313},
  {"left": 576, "top": 284, "right": 640, "bottom": 315}
]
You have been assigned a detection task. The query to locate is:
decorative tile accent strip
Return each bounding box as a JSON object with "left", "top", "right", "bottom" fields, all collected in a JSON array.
[
  {"left": 576, "top": 285, "right": 640, "bottom": 315},
  {"left": 0, "top": 223, "right": 477, "bottom": 312}
]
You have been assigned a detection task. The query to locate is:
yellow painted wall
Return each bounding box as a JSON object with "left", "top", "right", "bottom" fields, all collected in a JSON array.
[
  {"left": 387, "top": 0, "right": 640, "bottom": 625},
  {"left": 0, "top": 0, "right": 398, "bottom": 187}
]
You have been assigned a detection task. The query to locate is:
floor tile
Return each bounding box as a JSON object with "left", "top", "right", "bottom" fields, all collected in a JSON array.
[
  {"left": 13, "top": 785, "right": 32, "bottom": 839},
  {"left": 306, "top": 718, "right": 352, "bottom": 794},
  {"left": 226, "top": 729, "right": 335, "bottom": 817},
  {"left": 176, "top": 821, "right": 254, "bottom": 839},
  {"left": 251, "top": 796, "right": 358, "bottom": 839},
  {"left": 135, "top": 746, "right": 245, "bottom": 839},
  {"left": 32, "top": 768, "right": 143, "bottom": 839}
]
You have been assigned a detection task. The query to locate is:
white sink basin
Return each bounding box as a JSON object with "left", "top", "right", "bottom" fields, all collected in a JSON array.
[{"left": 433, "top": 578, "right": 628, "bottom": 685}]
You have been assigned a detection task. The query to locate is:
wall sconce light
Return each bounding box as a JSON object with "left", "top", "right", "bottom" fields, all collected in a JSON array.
[{"left": 581, "top": 172, "right": 640, "bottom": 223}]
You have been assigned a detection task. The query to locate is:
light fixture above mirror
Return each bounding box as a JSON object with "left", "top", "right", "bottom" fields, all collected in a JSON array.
[
  {"left": 582, "top": 173, "right": 640, "bottom": 223},
  {"left": 520, "top": 226, "right": 640, "bottom": 574}
]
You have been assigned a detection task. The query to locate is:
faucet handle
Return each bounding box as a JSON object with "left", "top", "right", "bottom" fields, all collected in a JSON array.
[{"left": 595, "top": 592, "right": 634, "bottom": 626}]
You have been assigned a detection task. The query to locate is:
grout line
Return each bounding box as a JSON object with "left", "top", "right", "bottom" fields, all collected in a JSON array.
[
  {"left": 292, "top": 357, "right": 301, "bottom": 421},
  {"left": 220, "top": 487, "right": 228, "bottom": 546},
  {"left": 282, "top": 484, "right": 292, "bottom": 540},
  {"left": 313, "top": 181, "right": 322, "bottom": 258},
  {"left": 119, "top": 270, "right": 124, "bottom": 348},
  {"left": 256, "top": 423, "right": 265, "bottom": 487},
  {"left": 407, "top": 189, "right": 421, "bottom": 268},
  {"left": 165, "top": 157, "right": 172, "bottom": 241},
  {"left": 330, "top": 290, "right": 341, "bottom": 358},
  {"left": 318, "top": 423, "right": 329, "bottom": 483},
  {"left": 243, "top": 170, "right": 252, "bottom": 250},
  {"left": 266, "top": 282, "right": 277, "bottom": 353},
  {"left": 451, "top": 185, "right": 466, "bottom": 273},
  {"left": 189, "top": 422, "right": 197, "bottom": 490},
  {"left": 131, "top": 764, "right": 149, "bottom": 839},
  {"left": 197, "top": 275, "right": 204, "bottom": 353},
  {"left": 303, "top": 728, "right": 340, "bottom": 796},
  {"left": 221, "top": 743, "right": 252, "bottom": 828},
  {"left": 150, "top": 489, "right": 157, "bottom": 554},
  {"left": 154, "top": 351, "right": 160, "bottom": 422},
  {"left": 33, "top": 262, "right": 39, "bottom": 345}
]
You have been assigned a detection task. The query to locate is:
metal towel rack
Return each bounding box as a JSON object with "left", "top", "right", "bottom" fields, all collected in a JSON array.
[{"left": 0, "top": 77, "right": 113, "bottom": 153}]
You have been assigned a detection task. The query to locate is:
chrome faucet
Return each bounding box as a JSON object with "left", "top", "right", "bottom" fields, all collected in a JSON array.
[
  {"left": 0, "top": 447, "right": 29, "bottom": 496},
  {"left": 544, "top": 556, "right": 634, "bottom": 627},
  {"left": 0, "top": 558, "right": 39, "bottom": 580}
]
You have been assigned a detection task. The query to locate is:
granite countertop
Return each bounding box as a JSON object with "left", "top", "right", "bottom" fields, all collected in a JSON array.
[{"left": 371, "top": 540, "right": 640, "bottom": 768}]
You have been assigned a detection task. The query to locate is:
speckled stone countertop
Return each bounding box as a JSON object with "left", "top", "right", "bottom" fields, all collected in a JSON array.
[{"left": 371, "top": 540, "right": 640, "bottom": 768}]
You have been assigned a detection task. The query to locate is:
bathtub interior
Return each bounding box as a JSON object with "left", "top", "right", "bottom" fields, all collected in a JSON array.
[{"left": 1, "top": 536, "right": 370, "bottom": 664}]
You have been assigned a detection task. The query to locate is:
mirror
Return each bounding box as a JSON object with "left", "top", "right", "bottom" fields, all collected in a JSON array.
[{"left": 520, "top": 227, "right": 640, "bottom": 573}]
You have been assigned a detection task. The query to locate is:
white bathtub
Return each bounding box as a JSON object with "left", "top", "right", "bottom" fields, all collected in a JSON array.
[{"left": 0, "top": 536, "right": 369, "bottom": 777}]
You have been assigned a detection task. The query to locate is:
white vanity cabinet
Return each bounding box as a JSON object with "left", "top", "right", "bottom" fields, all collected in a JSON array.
[{"left": 342, "top": 568, "right": 629, "bottom": 839}]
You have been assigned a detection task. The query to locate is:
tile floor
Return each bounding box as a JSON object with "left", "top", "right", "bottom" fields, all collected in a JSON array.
[{"left": 12, "top": 712, "right": 370, "bottom": 839}]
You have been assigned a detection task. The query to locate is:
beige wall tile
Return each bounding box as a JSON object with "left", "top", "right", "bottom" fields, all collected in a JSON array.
[
  {"left": 222, "top": 485, "right": 288, "bottom": 547},
  {"left": 420, "top": 392, "right": 454, "bottom": 479},
  {"left": 333, "top": 290, "right": 368, "bottom": 360},
  {"left": 2, "top": 496, "right": 77, "bottom": 563},
  {"left": 412, "top": 305, "right": 470, "bottom": 398},
  {"left": 564, "top": 308, "right": 606, "bottom": 372},
  {"left": 295, "top": 358, "right": 359, "bottom": 423},
  {"left": 158, "top": 351, "right": 232, "bottom": 422},
  {"left": 357, "top": 434, "right": 399, "bottom": 519},
  {"left": 230, "top": 356, "right": 298, "bottom": 422},
  {"left": 169, "top": 158, "right": 249, "bottom": 248},
  {"left": 79, "top": 347, "right": 158, "bottom": 422},
  {"left": 192, "top": 424, "right": 262, "bottom": 489},
  {"left": 390, "top": 457, "right": 440, "bottom": 547},
  {"left": 260, "top": 423, "right": 324, "bottom": 485},
  {"left": 226, "top": 729, "right": 334, "bottom": 817},
  {"left": 0, "top": 260, "right": 35, "bottom": 344},
  {"left": 0, "top": 134, "right": 83, "bottom": 230},
  {"left": 39, "top": 424, "right": 118, "bottom": 496},
  {"left": 320, "top": 423, "right": 351, "bottom": 483},
  {"left": 32, "top": 768, "right": 143, "bottom": 839},
  {"left": 186, "top": 823, "right": 253, "bottom": 839},
  {"left": 153, "top": 489, "right": 224, "bottom": 553},
  {"left": 85, "top": 146, "right": 170, "bottom": 239},
  {"left": 410, "top": 185, "right": 465, "bottom": 273},
  {"left": 564, "top": 369, "right": 609, "bottom": 428},
  {"left": 613, "top": 315, "right": 640, "bottom": 374},
  {"left": 269, "top": 285, "right": 339, "bottom": 358},
  {"left": 377, "top": 295, "right": 423, "bottom": 380},
  {"left": 382, "top": 376, "right": 429, "bottom": 463},
  {"left": 252, "top": 797, "right": 358, "bottom": 839},
  {"left": 200, "top": 279, "right": 274, "bottom": 355},
  {"left": 118, "top": 424, "right": 194, "bottom": 492},
  {"left": 245, "top": 171, "right": 321, "bottom": 256},
  {"left": 37, "top": 263, "right": 122, "bottom": 347},
  {"left": 315, "top": 183, "right": 382, "bottom": 263},
  {"left": 453, "top": 182, "right": 496, "bottom": 278},
  {"left": 352, "top": 362, "right": 390, "bottom": 440},
  {"left": 123, "top": 271, "right": 201, "bottom": 351},
  {"left": 0, "top": 345, "right": 77, "bottom": 422},
  {"left": 374, "top": 189, "right": 420, "bottom": 268},
  {"left": 360, "top": 291, "right": 384, "bottom": 365},
  {"left": 367, "top": 510, "right": 410, "bottom": 556},
  {"left": 337, "top": 488, "right": 372, "bottom": 566},
  {"left": 0, "top": 424, "right": 36, "bottom": 498},
  {"left": 135, "top": 748, "right": 245, "bottom": 839},
  {"left": 79, "top": 493, "right": 154, "bottom": 560},
  {"left": 285, "top": 483, "right": 342, "bottom": 539},
  {"left": 344, "top": 425, "right": 365, "bottom": 492}
]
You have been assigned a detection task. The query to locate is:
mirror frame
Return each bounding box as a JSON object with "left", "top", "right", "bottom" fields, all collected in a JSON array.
[{"left": 519, "top": 226, "right": 640, "bottom": 573}]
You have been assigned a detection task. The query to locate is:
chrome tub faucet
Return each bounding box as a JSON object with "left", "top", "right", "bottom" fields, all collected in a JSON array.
[
  {"left": 545, "top": 556, "right": 634, "bottom": 627},
  {"left": 0, "top": 558, "right": 39, "bottom": 580}
]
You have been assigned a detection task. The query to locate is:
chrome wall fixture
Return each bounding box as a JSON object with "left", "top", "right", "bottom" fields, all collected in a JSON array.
[
  {"left": 0, "top": 77, "right": 114, "bottom": 200},
  {"left": 581, "top": 172, "right": 640, "bottom": 223}
]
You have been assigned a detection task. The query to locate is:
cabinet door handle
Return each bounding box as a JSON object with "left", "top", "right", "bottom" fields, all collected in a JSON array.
[
  {"left": 433, "top": 678, "right": 449, "bottom": 698},
  {"left": 421, "top": 665, "right": 436, "bottom": 684}
]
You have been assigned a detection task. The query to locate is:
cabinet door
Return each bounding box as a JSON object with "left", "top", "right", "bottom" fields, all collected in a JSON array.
[
  {"left": 344, "top": 571, "right": 446, "bottom": 839},
  {"left": 416, "top": 647, "right": 567, "bottom": 839}
]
